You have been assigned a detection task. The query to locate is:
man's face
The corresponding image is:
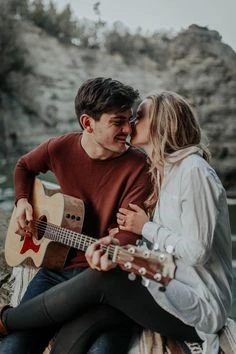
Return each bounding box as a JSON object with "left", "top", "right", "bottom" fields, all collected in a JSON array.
[{"left": 91, "top": 109, "right": 134, "bottom": 157}]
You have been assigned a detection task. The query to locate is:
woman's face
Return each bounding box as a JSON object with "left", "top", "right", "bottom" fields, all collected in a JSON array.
[{"left": 131, "top": 99, "right": 152, "bottom": 152}]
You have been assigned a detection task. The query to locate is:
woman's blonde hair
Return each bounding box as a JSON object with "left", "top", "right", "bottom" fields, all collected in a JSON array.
[{"left": 144, "top": 91, "right": 210, "bottom": 212}]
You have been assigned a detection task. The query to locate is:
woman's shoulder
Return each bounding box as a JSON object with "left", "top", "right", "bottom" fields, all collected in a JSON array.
[
  {"left": 181, "top": 153, "right": 211, "bottom": 172},
  {"left": 181, "top": 153, "right": 224, "bottom": 190}
]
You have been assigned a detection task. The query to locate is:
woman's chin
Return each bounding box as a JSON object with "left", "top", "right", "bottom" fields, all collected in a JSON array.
[{"left": 130, "top": 137, "right": 138, "bottom": 146}]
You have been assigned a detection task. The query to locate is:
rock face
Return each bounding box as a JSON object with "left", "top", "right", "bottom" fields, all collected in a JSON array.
[
  {"left": 1, "top": 22, "right": 236, "bottom": 190},
  {"left": 0, "top": 209, "right": 12, "bottom": 306}
]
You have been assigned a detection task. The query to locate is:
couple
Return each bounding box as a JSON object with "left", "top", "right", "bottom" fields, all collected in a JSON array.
[{"left": 0, "top": 77, "right": 232, "bottom": 354}]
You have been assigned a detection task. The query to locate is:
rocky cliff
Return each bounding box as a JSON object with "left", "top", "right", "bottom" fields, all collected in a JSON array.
[{"left": 1, "top": 22, "right": 236, "bottom": 191}]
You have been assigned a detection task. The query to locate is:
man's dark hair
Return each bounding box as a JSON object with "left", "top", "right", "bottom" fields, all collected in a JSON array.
[{"left": 75, "top": 77, "right": 139, "bottom": 126}]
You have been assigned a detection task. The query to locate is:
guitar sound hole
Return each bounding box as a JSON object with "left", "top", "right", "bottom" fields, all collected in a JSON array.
[{"left": 36, "top": 215, "right": 47, "bottom": 240}]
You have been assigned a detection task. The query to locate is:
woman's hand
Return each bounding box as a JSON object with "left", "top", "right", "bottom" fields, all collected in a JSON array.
[
  {"left": 117, "top": 203, "right": 149, "bottom": 234},
  {"left": 85, "top": 236, "right": 119, "bottom": 271}
]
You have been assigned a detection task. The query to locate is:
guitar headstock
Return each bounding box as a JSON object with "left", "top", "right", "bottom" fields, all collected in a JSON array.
[{"left": 116, "top": 243, "right": 176, "bottom": 287}]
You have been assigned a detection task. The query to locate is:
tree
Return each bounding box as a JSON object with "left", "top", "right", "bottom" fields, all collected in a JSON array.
[
  {"left": 8, "top": 0, "right": 29, "bottom": 17},
  {"left": 0, "top": 0, "right": 30, "bottom": 159},
  {"left": 0, "top": 0, "right": 28, "bottom": 95},
  {"left": 56, "top": 4, "right": 77, "bottom": 43},
  {"left": 28, "top": 0, "right": 46, "bottom": 28},
  {"left": 45, "top": 1, "right": 59, "bottom": 37}
]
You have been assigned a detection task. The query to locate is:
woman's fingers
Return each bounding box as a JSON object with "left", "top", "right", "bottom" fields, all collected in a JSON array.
[
  {"left": 117, "top": 209, "right": 134, "bottom": 227},
  {"left": 116, "top": 205, "right": 148, "bottom": 234},
  {"left": 118, "top": 207, "right": 131, "bottom": 216},
  {"left": 128, "top": 203, "right": 143, "bottom": 212}
]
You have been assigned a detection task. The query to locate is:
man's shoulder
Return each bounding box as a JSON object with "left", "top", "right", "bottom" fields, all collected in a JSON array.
[
  {"left": 48, "top": 132, "right": 81, "bottom": 148},
  {"left": 51, "top": 132, "right": 81, "bottom": 143}
]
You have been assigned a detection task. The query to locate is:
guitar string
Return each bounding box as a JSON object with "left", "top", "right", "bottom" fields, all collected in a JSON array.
[{"left": 26, "top": 219, "right": 117, "bottom": 258}]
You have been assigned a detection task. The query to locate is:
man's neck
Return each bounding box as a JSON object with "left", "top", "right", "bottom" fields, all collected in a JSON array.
[{"left": 81, "top": 132, "right": 126, "bottom": 160}]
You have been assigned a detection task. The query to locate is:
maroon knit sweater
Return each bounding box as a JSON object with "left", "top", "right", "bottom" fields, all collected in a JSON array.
[{"left": 14, "top": 133, "right": 151, "bottom": 268}]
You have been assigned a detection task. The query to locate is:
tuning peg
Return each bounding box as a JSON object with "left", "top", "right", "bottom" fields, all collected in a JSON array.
[
  {"left": 127, "top": 246, "right": 135, "bottom": 254},
  {"left": 153, "top": 273, "right": 162, "bottom": 281},
  {"left": 138, "top": 267, "right": 147, "bottom": 275},
  {"left": 166, "top": 245, "right": 174, "bottom": 254},
  {"left": 136, "top": 239, "right": 143, "bottom": 246},
  {"left": 124, "top": 262, "right": 132, "bottom": 269},
  {"left": 158, "top": 253, "right": 166, "bottom": 262},
  {"left": 143, "top": 250, "right": 150, "bottom": 258},
  {"left": 153, "top": 242, "right": 159, "bottom": 250},
  {"left": 128, "top": 272, "right": 136, "bottom": 281}
]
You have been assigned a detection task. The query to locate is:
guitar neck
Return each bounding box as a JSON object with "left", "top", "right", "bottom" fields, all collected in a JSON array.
[{"left": 43, "top": 221, "right": 116, "bottom": 259}]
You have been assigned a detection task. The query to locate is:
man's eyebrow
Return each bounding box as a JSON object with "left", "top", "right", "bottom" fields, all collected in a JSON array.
[{"left": 110, "top": 114, "right": 133, "bottom": 120}]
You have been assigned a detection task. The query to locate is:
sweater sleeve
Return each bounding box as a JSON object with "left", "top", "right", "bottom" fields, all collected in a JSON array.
[
  {"left": 112, "top": 156, "right": 152, "bottom": 246},
  {"left": 14, "top": 139, "right": 53, "bottom": 203},
  {"left": 142, "top": 164, "right": 224, "bottom": 265},
  {"left": 115, "top": 182, "right": 151, "bottom": 246}
]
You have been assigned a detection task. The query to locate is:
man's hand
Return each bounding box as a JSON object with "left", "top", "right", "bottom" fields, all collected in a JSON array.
[
  {"left": 15, "top": 198, "right": 33, "bottom": 235},
  {"left": 117, "top": 203, "right": 149, "bottom": 234},
  {"left": 85, "top": 236, "right": 119, "bottom": 271}
]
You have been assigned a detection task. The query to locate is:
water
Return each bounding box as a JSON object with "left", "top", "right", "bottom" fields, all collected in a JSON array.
[{"left": 1, "top": 161, "right": 236, "bottom": 320}]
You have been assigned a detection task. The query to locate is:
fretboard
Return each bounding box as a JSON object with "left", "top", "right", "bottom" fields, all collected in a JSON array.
[{"left": 37, "top": 220, "right": 117, "bottom": 260}]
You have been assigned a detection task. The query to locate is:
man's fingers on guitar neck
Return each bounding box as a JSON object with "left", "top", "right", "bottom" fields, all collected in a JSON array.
[{"left": 86, "top": 241, "right": 101, "bottom": 259}]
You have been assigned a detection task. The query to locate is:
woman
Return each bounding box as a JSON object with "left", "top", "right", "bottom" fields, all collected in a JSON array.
[{"left": 0, "top": 91, "right": 232, "bottom": 354}]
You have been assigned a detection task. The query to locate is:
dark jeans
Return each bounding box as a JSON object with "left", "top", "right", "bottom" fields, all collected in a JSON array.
[
  {"left": 0, "top": 267, "right": 134, "bottom": 354},
  {"left": 4, "top": 268, "right": 201, "bottom": 352}
]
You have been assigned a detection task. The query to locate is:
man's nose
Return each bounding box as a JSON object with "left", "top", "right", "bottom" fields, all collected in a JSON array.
[{"left": 122, "top": 121, "right": 132, "bottom": 134}]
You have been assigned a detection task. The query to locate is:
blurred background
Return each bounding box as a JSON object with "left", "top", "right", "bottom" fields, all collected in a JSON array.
[{"left": 0, "top": 0, "right": 235, "bottom": 319}]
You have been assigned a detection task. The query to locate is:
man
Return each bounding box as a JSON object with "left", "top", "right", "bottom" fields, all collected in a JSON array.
[{"left": 1, "top": 77, "right": 151, "bottom": 353}]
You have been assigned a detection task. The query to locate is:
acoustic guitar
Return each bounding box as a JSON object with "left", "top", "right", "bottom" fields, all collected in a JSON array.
[{"left": 5, "top": 178, "right": 176, "bottom": 286}]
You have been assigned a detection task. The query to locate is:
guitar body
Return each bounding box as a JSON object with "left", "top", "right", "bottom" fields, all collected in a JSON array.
[{"left": 5, "top": 178, "right": 85, "bottom": 269}]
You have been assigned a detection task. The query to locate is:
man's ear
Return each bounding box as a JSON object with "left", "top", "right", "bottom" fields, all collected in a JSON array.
[{"left": 80, "top": 114, "right": 94, "bottom": 132}]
